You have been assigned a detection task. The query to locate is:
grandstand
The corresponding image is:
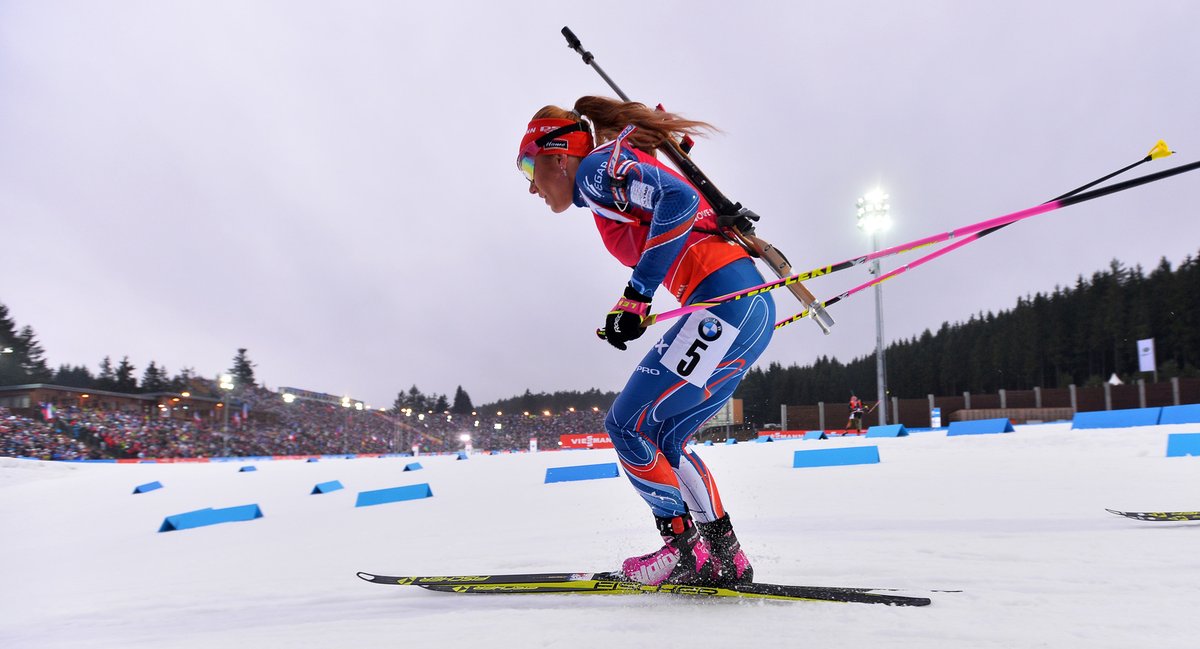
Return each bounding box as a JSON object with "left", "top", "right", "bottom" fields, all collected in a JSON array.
[{"left": 0, "top": 381, "right": 608, "bottom": 461}]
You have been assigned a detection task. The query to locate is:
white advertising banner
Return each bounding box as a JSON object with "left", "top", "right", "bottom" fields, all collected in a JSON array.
[{"left": 1137, "top": 338, "right": 1156, "bottom": 373}]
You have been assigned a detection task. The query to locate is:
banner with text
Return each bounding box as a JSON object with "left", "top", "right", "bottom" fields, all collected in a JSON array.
[
  {"left": 1137, "top": 338, "right": 1156, "bottom": 372},
  {"left": 559, "top": 433, "right": 614, "bottom": 449}
]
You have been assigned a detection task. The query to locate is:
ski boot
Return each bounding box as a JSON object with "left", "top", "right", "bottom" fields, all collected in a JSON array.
[
  {"left": 621, "top": 513, "right": 721, "bottom": 585},
  {"left": 698, "top": 513, "right": 753, "bottom": 585}
]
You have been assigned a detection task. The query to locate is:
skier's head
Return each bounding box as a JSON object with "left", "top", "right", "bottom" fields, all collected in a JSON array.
[
  {"left": 517, "top": 106, "right": 593, "bottom": 213},
  {"left": 517, "top": 98, "right": 715, "bottom": 212}
]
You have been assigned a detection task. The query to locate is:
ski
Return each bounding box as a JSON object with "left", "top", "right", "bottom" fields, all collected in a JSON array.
[
  {"left": 356, "top": 571, "right": 933, "bottom": 606},
  {"left": 1106, "top": 508, "right": 1200, "bottom": 521}
]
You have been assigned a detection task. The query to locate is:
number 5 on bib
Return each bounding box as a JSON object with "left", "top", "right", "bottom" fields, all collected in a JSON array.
[{"left": 659, "top": 311, "right": 739, "bottom": 387}]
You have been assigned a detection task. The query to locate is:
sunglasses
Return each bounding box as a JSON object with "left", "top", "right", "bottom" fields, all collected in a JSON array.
[{"left": 517, "top": 150, "right": 537, "bottom": 183}]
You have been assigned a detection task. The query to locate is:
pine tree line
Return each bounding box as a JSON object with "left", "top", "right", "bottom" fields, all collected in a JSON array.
[
  {"left": 0, "top": 305, "right": 258, "bottom": 397},
  {"left": 6, "top": 253, "right": 1195, "bottom": 421},
  {"left": 479, "top": 388, "right": 619, "bottom": 416},
  {"left": 736, "top": 254, "right": 1200, "bottom": 423}
]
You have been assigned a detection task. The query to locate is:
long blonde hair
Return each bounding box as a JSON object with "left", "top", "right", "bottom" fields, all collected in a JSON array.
[{"left": 530, "top": 96, "right": 716, "bottom": 156}]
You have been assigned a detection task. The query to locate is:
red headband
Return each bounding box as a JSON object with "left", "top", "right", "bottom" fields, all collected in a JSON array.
[{"left": 519, "top": 117, "right": 594, "bottom": 159}]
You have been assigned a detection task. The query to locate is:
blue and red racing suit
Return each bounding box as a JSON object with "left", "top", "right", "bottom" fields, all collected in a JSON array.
[{"left": 572, "top": 135, "right": 776, "bottom": 523}]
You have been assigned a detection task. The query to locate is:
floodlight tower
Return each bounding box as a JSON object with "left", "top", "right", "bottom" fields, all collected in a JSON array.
[{"left": 856, "top": 189, "right": 892, "bottom": 426}]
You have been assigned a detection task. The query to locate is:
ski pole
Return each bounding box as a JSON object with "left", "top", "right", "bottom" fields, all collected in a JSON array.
[
  {"left": 645, "top": 153, "right": 1196, "bottom": 329},
  {"left": 562, "top": 27, "right": 837, "bottom": 335},
  {"left": 775, "top": 153, "right": 1197, "bottom": 329},
  {"left": 754, "top": 141, "right": 1174, "bottom": 324}
]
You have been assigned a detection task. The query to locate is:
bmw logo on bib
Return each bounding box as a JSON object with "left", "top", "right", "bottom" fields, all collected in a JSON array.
[{"left": 698, "top": 317, "right": 722, "bottom": 341}]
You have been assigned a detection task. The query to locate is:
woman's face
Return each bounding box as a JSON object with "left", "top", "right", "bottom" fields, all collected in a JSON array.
[{"left": 527, "top": 154, "right": 578, "bottom": 214}]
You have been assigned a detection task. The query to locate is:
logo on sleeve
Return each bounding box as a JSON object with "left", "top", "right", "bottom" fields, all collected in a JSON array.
[{"left": 630, "top": 180, "right": 655, "bottom": 208}]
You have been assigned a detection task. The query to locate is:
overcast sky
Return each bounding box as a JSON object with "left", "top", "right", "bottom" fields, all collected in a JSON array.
[{"left": 2, "top": 1, "right": 1198, "bottom": 409}]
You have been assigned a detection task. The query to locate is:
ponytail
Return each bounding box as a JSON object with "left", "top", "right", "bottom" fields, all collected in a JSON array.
[
  {"left": 528, "top": 97, "right": 715, "bottom": 157},
  {"left": 573, "top": 96, "right": 716, "bottom": 155}
]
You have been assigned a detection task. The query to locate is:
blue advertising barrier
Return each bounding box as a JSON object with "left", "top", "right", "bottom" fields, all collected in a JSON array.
[
  {"left": 725, "top": 438, "right": 738, "bottom": 445},
  {"left": 1159, "top": 404, "right": 1200, "bottom": 425},
  {"left": 703, "top": 440, "right": 714, "bottom": 446},
  {"left": 1071, "top": 407, "right": 1162, "bottom": 430},
  {"left": 404, "top": 462, "right": 423, "bottom": 471},
  {"left": 866, "top": 424, "right": 908, "bottom": 438},
  {"left": 803, "top": 430, "right": 827, "bottom": 440},
  {"left": 238, "top": 465, "right": 257, "bottom": 472},
  {"left": 545, "top": 462, "right": 620, "bottom": 484},
  {"left": 133, "top": 481, "right": 163, "bottom": 494},
  {"left": 793, "top": 446, "right": 880, "bottom": 469},
  {"left": 306, "top": 458, "right": 320, "bottom": 463},
  {"left": 948, "top": 419, "right": 1015, "bottom": 436},
  {"left": 158, "top": 504, "right": 263, "bottom": 532},
  {"left": 456, "top": 452, "right": 469, "bottom": 460},
  {"left": 355, "top": 483, "right": 433, "bottom": 507},
  {"left": 756, "top": 436, "right": 774, "bottom": 443},
  {"left": 311, "top": 480, "right": 344, "bottom": 494},
  {"left": 1166, "top": 433, "right": 1200, "bottom": 457}
]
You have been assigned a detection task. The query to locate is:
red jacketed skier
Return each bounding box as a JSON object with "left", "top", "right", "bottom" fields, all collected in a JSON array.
[
  {"left": 847, "top": 394, "right": 866, "bottom": 432},
  {"left": 516, "top": 97, "right": 775, "bottom": 586}
]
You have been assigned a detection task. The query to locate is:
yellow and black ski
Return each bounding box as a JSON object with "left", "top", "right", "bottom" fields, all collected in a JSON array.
[
  {"left": 356, "top": 571, "right": 933, "bottom": 606},
  {"left": 1106, "top": 508, "right": 1200, "bottom": 522}
]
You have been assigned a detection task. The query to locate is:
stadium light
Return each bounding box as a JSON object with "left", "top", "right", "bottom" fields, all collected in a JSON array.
[
  {"left": 459, "top": 434, "right": 471, "bottom": 442},
  {"left": 855, "top": 188, "right": 891, "bottom": 234},
  {"left": 341, "top": 396, "right": 351, "bottom": 408},
  {"left": 218, "top": 374, "right": 235, "bottom": 440},
  {"left": 282, "top": 393, "right": 296, "bottom": 404},
  {"left": 354, "top": 402, "right": 364, "bottom": 411},
  {"left": 856, "top": 187, "right": 891, "bottom": 426}
]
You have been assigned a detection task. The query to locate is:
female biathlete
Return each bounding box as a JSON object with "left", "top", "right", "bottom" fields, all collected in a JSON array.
[{"left": 516, "top": 97, "right": 776, "bottom": 586}]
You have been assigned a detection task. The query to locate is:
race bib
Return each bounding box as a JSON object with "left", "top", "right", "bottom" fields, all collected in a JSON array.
[{"left": 659, "top": 310, "right": 739, "bottom": 388}]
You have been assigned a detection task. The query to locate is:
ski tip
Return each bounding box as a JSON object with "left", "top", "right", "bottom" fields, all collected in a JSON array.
[
  {"left": 357, "top": 572, "right": 378, "bottom": 581},
  {"left": 1104, "top": 508, "right": 1123, "bottom": 516}
]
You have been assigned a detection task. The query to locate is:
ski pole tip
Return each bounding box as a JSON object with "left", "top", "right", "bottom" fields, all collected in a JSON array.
[{"left": 1148, "top": 139, "right": 1174, "bottom": 160}]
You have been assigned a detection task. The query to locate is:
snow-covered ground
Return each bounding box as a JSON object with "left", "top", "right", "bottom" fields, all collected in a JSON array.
[{"left": 2, "top": 422, "right": 1199, "bottom": 649}]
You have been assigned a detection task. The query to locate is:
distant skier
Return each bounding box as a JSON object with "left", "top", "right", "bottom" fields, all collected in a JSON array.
[
  {"left": 516, "top": 97, "right": 775, "bottom": 586},
  {"left": 846, "top": 394, "right": 867, "bottom": 432}
]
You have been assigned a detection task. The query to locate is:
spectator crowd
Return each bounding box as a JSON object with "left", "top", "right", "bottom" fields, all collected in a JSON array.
[{"left": 0, "top": 393, "right": 609, "bottom": 461}]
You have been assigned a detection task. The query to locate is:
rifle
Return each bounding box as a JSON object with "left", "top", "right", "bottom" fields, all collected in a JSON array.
[{"left": 561, "top": 27, "right": 836, "bottom": 335}]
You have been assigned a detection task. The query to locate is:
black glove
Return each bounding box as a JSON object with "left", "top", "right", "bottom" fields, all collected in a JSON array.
[
  {"left": 598, "top": 285, "right": 651, "bottom": 351},
  {"left": 716, "top": 205, "right": 761, "bottom": 235}
]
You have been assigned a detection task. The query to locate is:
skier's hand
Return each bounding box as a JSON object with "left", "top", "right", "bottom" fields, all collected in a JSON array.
[
  {"left": 597, "top": 285, "right": 651, "bottom": 351},
  {"left": 717, "top": 206, "right": 761, "bottom": 235}
]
